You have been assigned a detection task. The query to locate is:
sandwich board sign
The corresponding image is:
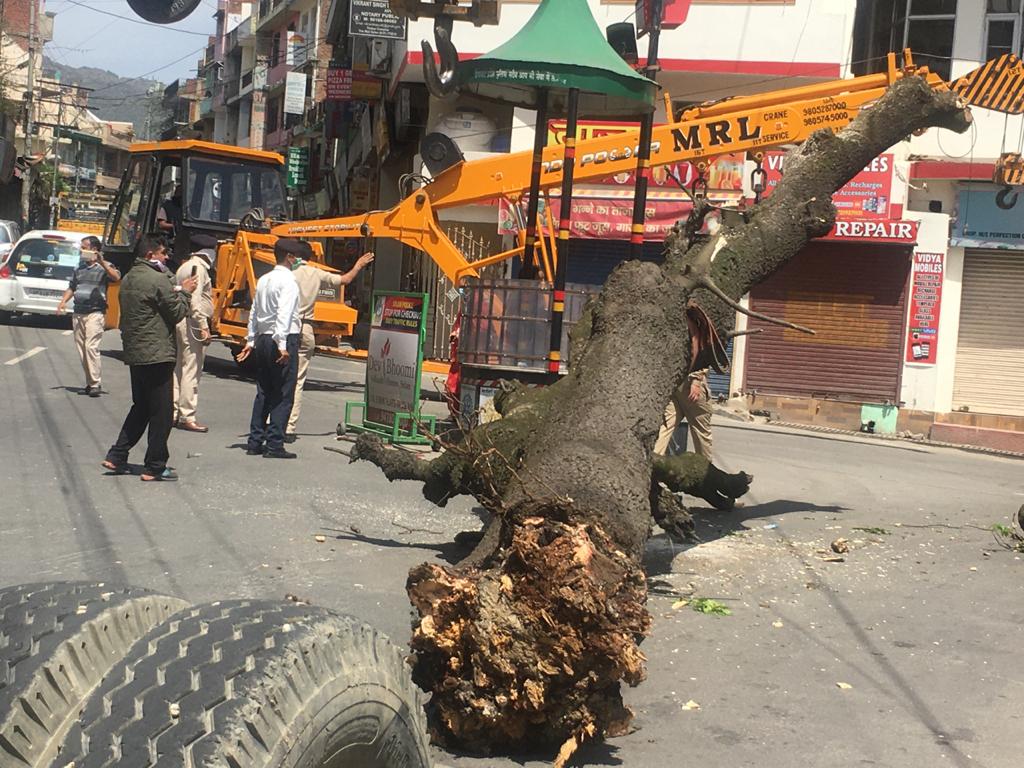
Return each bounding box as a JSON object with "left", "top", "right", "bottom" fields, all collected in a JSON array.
[{"left": 344, "top": 291, "right": 435, "bottom": 444}]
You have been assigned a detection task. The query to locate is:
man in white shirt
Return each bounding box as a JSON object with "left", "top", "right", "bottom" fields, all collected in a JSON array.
[
  {"left": 236, "top": 238, "right": 302, "bottom": 458},
  {"left": 173, "top": 233, "right": 217, "bottom": 433}
]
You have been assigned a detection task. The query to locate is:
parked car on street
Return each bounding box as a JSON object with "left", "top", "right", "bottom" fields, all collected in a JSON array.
[
  {"left": 0, "top": 219, "right": 21, "bottom": 261},
  {"left": 0, "top": 230, "right": 96, "bottom": 322}
]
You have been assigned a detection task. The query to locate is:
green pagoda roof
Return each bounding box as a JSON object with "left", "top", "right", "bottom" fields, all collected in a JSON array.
[{"left": 456, "top": 0, "right": 656, "bottom": 116}]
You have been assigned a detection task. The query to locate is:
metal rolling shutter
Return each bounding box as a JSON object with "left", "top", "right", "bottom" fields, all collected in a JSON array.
[
  {"left": 708, "top": 338, "right": 733, "bottom": 397},
  {"left": 744, "top": 243, "right": 911, "bottom": 402},
  {"left": 952, "top": 251, "right": 1024, "bottom": 416}
]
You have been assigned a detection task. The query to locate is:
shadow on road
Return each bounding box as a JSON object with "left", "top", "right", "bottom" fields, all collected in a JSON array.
[{"left": 644, "top": 498, "right": 848, "bottom": 576}]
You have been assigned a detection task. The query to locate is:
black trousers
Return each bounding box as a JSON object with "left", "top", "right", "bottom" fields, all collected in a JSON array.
[
  {"left": 248, "top": 333, "right": 299, "bottom": 452},
  {"left": 107, "top": 361, "right": 175, "bottom": 473}
]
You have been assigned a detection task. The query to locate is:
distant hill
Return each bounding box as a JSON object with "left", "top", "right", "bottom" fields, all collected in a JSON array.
[{"left": 41, "top": 56, "right": 168, "bottom": 135}]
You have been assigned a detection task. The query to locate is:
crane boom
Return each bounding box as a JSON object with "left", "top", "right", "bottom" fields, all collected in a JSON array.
[{"left": 273, "top": 52, "right": 1024, "bottom": 282}]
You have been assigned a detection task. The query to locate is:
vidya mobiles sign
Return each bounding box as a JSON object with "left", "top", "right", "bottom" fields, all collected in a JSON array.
[
  {"left": 349, "top": 0, "right": 407, "bottom": 40},
  {"left": 905, "top": 251, "right": 944, "bottom": 365},
  {"left": 365, "top": 292, "right": 428, "bottom": 429}
]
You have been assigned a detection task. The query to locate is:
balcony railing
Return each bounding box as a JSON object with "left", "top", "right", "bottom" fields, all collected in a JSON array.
[{"left": 225, "top": 78, "right": 240, "bottom": 101}]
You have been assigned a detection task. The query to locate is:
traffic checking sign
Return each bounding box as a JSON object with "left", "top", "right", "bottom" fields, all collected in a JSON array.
[{"left": 344, "top": 292, "right": 436, "bottom": 444}]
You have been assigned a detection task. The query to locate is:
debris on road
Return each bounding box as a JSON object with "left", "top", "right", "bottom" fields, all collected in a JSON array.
[
  {"left": 314, "top": 534, "right": 327, "bottom": 543},
  {"left": 836, "top": 682, "right": 853, "bottom": 690},
  {"left": 682, "top": 699, "right": 701, "bottom": 711},
  {"left": 830, "top": 538, "right": 850, "bottom": 554}
]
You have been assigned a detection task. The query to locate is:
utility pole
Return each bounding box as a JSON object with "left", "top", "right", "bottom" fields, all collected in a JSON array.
[
  {"left": 50, "top": 88, "right": 61, "bottom": 227},
  {"left": 19, "top": 0, "right": 37, "bottom": 226}
]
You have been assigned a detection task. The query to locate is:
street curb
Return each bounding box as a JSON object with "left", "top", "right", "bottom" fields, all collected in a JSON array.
[{"left": 746, "top": 418, "right": 1024, "bottom": 461}]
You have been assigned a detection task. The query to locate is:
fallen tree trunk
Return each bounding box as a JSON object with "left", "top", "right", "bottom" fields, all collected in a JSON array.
[{"left": 355, "top": 76, "right": 971, "bottom": 760}]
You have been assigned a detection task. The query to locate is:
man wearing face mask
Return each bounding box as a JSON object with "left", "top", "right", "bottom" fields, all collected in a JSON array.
[
  {"left": 56, "top": 236, "right": 121, "bottom": 397},
  {"left": 103, "top": 234, "right": 198, "bottom": 482},
  {"left": 173, "top": 233, "right": 218, "bottom": 433},
  {"left": 236, "top": 238, "right": 302, "bottom": 459}
]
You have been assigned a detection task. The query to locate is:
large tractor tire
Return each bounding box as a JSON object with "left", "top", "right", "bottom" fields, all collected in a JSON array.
[
  {"left": 0, "top": 582, "right": 189, "bottom": 768},
  {"left": 54, "top": 600, "right": 432, "bottom": 768}
]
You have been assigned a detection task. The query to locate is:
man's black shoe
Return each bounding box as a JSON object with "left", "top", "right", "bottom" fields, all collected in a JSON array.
[
  {"left": 284, "top": 433, "right": 298, "bottom": 443},
  {"left": 263, "top": 448, "right": 297, "bottom": 459},
  {"left": 246, "top": 446, "right": 264, "bottom": 456},
  {"left": 89, "top": 386, "right": 102, "bottom": 398}
]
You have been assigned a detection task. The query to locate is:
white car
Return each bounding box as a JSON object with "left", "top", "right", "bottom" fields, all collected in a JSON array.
[
  {"left": 0, "top": 220, "right": 21, "bottom": 261},
  {"left": 0, "top": 230, "right": 97, "bottom": 320}
]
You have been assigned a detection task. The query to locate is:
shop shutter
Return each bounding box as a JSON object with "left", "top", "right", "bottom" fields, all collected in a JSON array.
[
  {"left": 744, "top": 243, "right": 911, "bottom": 402},
  {"left": 708, "top": 338, "right": 733, "bottom": 397},
  {"left": 952, "top": 251, "right": 1024, "bottom": 416}
]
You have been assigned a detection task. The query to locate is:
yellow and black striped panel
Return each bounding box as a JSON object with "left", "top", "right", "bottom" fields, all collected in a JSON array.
[
  {"left": 995, "top": 153, "right": 1024, "bottom": 185},
  {"left": 952, "top": 54, "right": 1024, "bottom": 114}
]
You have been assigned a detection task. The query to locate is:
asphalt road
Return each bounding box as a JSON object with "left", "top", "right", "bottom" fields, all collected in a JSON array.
[{"left": 1, "top": 316, "right": 1022, "bottom": 768}]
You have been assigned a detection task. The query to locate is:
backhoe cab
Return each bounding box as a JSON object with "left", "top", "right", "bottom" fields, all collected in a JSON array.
[{"left": 102, "top": 140, "right": 357, "bottom": 342}]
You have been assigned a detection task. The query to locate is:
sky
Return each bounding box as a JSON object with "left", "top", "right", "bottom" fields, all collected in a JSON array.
[{"left": 44, "top": 0, "right": 218, "bottom": 84}]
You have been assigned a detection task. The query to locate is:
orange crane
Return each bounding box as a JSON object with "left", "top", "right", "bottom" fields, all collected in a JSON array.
[{"left": 271, "top": 51, "right": 1024, "bottom": 284}]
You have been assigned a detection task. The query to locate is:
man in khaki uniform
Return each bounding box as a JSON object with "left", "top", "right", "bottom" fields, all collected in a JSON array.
[
  {"left": 56, "top": 236, "right": 120, "bottom": 397},
  {"left": 654, "top": 310, "right": 715, "bottom": 461},
  {"left": 173, "top": 234, "right": 217, "bottom": 432},
  {"left": 286, "top": 245, "right": 374, "bottom": 442}
]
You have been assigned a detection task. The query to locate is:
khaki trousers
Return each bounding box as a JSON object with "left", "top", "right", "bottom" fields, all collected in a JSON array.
[
  {"left": 654, "top": 379, "right": 713, "bottom": 461},
  {"left": 72, "top": 312, "right": 104, "bottom": 388},
  {"left": 173, "top": 318, "right": 207, "bottom": 422},
  {"left": 287, "top": 321, "right": 316, "bottom": 434}
]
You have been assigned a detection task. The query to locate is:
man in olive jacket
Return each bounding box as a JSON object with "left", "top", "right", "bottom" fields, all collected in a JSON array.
[{"left": 103, "top": 234, "right": 197, "bottom": 481}]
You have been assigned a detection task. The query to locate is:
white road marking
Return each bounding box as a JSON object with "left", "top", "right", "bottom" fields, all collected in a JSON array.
[
  {"left": 62, "top": 330, "right": 73, "bottom": 336},
  {"left": 4, "top": 346, "right": 46, "bottom": 365}
]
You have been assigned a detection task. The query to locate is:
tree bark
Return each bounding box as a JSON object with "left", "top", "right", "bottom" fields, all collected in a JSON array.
[{"left": 355, "top": 76, "right": 971, "bottom": 760}]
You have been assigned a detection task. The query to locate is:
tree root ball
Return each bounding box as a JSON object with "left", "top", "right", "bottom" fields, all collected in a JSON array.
[{"left": 406, "top": 516, "right": 650, "bottom": 753}]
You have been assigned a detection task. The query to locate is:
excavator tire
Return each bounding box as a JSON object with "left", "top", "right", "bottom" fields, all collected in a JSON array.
[
  {"left": 53, "top": 600, "right": 432, "bottom": 768},
  {"left": 0, "top": 582, "right": 189, "bottom": 768}
]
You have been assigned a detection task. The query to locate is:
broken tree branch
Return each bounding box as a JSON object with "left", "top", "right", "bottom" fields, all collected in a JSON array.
[{"left": 697, "top": 275, "right": 816, "bottom": 335}]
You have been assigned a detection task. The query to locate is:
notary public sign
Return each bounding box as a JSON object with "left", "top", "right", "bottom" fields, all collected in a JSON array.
[
  {"left": 365, "top": 292, "right": 426, "bottom": 428},
  {"left": 349, "top": 0, "right": 407, "bottom": 40}
]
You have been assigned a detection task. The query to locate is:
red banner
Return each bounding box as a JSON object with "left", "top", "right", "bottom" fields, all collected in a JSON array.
[
  {"left": 905, "top": 251, "right": 944, "bottom": 365},
  {"left": 763, "top": 151, "right": 895, "bottom": 219}
]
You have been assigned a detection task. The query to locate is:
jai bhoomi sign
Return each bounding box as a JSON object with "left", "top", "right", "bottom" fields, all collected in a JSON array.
[{"left": 365, "top": 292, "right": 427, "bottom": 429}]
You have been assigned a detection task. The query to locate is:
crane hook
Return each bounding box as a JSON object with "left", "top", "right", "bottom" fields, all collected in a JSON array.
[
  {"left": 422, "top": 16, "right": 459, "bottom": 98},
  {"left": 996, "top": 185, "right": 1019, "bottom": 210}
]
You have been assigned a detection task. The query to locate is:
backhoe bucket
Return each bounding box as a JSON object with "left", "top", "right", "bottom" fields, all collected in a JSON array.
[{"left": 952, "top": 54, "right": 1024, "bottom": 114}]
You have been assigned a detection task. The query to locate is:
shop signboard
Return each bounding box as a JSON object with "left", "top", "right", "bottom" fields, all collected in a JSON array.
[
  {"left": 326, "top": 68, "right": 353, "bottom": 100},
  {"left": 905, "top": 251, "right": 944, "bottom": 365},
  {"left": 286, "top": 146, "right": 309, "bottom": 188},
  {"left": 951, "top": 184, "right": 1024, "bottom": 249},
  {"left": 326, "top": 69, "right": 383, "bottom": 101},
  {"left": 284, "top": 71, "right": 307, "bottom": 115},
  {"left": 353, "top": 292, "right": 433, "bottom": 443},
  {"left": 349, "top": 0, "right": 407, "bottom": 40},
  {"left": 762, "top": 151, "right": 894, "bottom": 219}
]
